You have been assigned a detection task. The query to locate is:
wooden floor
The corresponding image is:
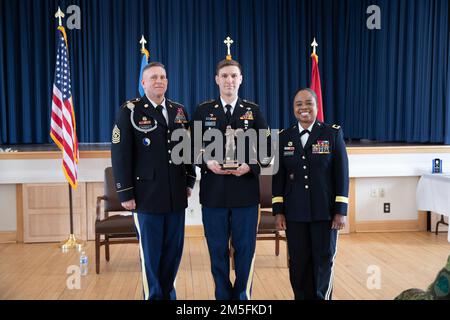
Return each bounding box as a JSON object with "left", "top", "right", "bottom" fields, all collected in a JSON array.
[{"left": 0, "top": 232, "right": 449, "bottom": 300}]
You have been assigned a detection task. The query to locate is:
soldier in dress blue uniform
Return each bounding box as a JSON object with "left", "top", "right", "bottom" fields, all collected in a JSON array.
[
  {"left": 111, "top": 62, "right": 196, "bottom": 300},
  {"left": 272, "top": 88, "right": 349, "bottom": 300},
  {"left": 192, "top": 56, "right": 271, "bottom": 300}
]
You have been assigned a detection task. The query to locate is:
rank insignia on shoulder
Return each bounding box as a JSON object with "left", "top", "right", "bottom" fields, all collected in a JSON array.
[
  {"left": 112, "top": 125, "right": 120, "bottom": 144},
  {"left": 332, "top": 124, "right": 341, "bottom": 130}
]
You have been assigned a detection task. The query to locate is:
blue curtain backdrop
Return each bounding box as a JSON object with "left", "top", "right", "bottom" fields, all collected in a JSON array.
[{"left": 0, "top": 0, "right": 449, "bottom": 144}]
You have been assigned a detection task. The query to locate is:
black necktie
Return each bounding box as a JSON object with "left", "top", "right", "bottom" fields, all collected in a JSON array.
[
  {"left": 300, "top": 129, "right": 310, "bottom": 137},
  {"left": 225, "top": 105, "right": 232, "bottom": 124},
  {"left": 156, "top": 105, "right": 166, "bottom": 125}
]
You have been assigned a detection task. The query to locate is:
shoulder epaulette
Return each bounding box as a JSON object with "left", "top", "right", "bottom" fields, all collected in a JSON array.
[
  {"left": 121, "top": 97, "right": 140, "bottom": 108},
  {"left": 332, "top": 124, "right": 341, "bottom": 130},
  {"left": 199, "top": 99, "right": 215, "bottom": 107},
  {"left": 167, "top": 99, "right": 184, "bottom": 109},
  {"left": 242, "top": 99, "right": 259, "bottom": 107}
]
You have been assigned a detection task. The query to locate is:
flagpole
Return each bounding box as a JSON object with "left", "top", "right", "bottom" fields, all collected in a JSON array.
[
  {"left": 69, "top": 183, "right": 74, "bottom": 234},
  {"left": 53, "top": 7, "right": 83, "bottom": 252},
  {"left": 60, "top": 183, "right": 83, "bottom": 252}
]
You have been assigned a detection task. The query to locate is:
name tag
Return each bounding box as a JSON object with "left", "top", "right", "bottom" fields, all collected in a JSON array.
[
  {"left": 205, "top": 121, "right": 216, "bottom": 127},
  {"left": 283, "top": 151, "right": 294, "bottom": 156}
]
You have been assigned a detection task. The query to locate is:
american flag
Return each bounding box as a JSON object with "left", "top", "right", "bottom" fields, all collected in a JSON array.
[{"left": 50, "top": 26, "right": 78, "bottom": 188}]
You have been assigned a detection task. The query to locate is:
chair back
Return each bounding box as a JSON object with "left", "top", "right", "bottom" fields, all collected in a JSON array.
[
  {"left": 104, "top": 167, "right": 126, "bottom": 212},
  {"left": 259, "top": 174, "right": 272, "bottom": 209}
]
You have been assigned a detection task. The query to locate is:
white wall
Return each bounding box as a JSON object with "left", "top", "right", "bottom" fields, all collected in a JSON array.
[
  {"left": 356, "top": 177, "right": 420, "bottom": 221},
  {"left": 0, "top": 184, "right": 16, "bottom": 231},
  {"left": 2, "top": 151, "right": 450, "bottom": 230}
]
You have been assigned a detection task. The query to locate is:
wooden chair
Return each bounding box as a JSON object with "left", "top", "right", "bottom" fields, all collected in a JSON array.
[
  {"left": 95, "top": 167, "right": 138, "bottom": 274},
  {"left": 257, "top": 173, "right": 286, "bottom": 256}
]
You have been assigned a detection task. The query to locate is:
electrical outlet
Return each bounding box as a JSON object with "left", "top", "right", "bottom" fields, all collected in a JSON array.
[
  {"left": 383, "top": 203, "right": 390, "bottom": 213},
  {"left": 370, "top": 188, "right": 378, "bottom": 198},
  {"left": 379, "top": 188, "right": 385, "bottom": 198},
  {"left": 186, "top": 207, "right": 195, "bottom": 217}
]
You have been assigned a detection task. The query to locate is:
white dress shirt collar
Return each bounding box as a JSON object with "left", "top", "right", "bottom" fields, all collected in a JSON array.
[
  {"left": 298, "top": 122, "right": 315, "bottom": 148},
  {"left": 220, "top": 96, "right": 238, "bottom": 114}
]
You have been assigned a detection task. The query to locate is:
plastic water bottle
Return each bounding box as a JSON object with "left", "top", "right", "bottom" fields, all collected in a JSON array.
[{"left": 80, "top": 251, "right": 88, "bottom": 276}]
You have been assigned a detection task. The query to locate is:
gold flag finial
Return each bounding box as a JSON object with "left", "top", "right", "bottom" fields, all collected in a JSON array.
[
  {"left": 311, "top": 37, "right": 318, "bottom": 56},
  {"left": 55, "top": 7, "right": 65, "bottom": 27},
  {"left": 140, "top": 35, "right": 149, "bottom": 59},
  {"left": 140, "top": 35, "right": 147, "bottom": 51},
  {"left": 224, "top": 36, "right": 234, "bottom": 60}
]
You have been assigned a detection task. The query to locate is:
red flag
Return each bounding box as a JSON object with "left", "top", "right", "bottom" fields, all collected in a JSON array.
[
  {"left": 50, "top": 26, "right": 79, "bottom": 189},
  {"left": 310, "top": 52, "right": 324, "bottom": 122}
]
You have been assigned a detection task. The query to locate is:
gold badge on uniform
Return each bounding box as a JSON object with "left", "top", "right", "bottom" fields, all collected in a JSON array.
[
  {"left": 240, "top": 110, "right": 254, "bottom": 120},
  {"left": 112, "top": 125, "right": 120, "bottom": 144},
  {"left": 174, "top": 108, "right": 188, "bottom": 123},
  {"left": 312, "top": 140, "right": 330, "bottom": 154}
]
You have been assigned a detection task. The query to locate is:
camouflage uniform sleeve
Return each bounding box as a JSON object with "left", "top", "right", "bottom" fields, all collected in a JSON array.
[{"left": 111, "top": 105, "right": 135, "bottom": 203}]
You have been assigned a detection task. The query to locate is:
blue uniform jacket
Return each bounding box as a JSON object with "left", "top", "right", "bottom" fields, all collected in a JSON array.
[
  {"left": 192, "top": 98, "right": 271, "bottom": 208},
  {"left": 111, "top": 96, "right": 196, "bottom": 214},
  {"left": 272, "top": 121, "right": 349, "bottom": 222}
]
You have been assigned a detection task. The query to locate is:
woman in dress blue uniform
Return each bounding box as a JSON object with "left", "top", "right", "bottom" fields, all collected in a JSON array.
[{"left": 272, "top": 88, "right": 349, "bottom": 300}]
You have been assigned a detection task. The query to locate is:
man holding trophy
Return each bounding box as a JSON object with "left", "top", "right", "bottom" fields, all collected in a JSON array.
[{"left": 192, "top": 37, "right": 271, "bottom": 300}]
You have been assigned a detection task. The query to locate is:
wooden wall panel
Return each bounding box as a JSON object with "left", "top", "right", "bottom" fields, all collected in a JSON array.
[{"left": 22, "top": 183, "right": 87, "bottom": 243}]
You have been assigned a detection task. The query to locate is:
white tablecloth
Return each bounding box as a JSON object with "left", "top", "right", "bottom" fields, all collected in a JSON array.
[{"left": 416, "top": 173, "right": 450, "bottom": 242}]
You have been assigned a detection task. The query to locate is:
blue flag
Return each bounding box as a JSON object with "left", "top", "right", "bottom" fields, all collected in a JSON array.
[{"left": 138, "top": 49, "right": 149, "bottom": 96}]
